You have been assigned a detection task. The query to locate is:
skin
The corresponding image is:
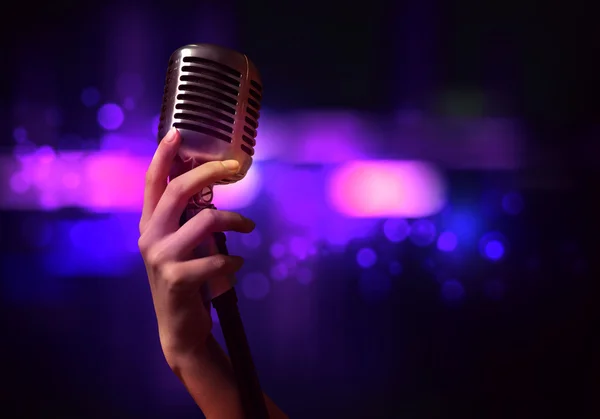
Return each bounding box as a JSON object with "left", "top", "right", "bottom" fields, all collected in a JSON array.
[{"left": 138, "top": 127, "right": 288, "bottom": 419}]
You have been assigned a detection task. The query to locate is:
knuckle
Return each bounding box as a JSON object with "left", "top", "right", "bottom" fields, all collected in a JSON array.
[
  {"left": 160, "top": 263, "right": 184, "bottom": 287},
  {"left": 210, "top": 254, "right": 229, "bottom": 271},
  {"left": 145, "top": 247, "right": 168, "bottom": 269},
  {"left": 137, "top": 234, "right": 150, "bottom": 254},
  {"left": 166, "top": 178, "right": 187, "bottom": 200},
  {"left": 201, "top": 208, "right": 220, "bottom": 226}
]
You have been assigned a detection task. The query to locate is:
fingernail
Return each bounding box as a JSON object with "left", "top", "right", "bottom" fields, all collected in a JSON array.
[
  {"left": 164, "top": 127, "right": 178, "bottom": 142},
  {"left": 221, "top": 160, "right": 240, "bottom": 172}
]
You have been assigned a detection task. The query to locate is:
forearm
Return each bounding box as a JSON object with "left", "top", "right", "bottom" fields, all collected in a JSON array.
[{"left": 170, "top": 335, "right": 287, "bottom": 419}]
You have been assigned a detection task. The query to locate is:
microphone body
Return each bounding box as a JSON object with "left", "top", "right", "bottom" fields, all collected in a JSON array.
[
  {"left": 158, "top": 43, "right": 262, "bottom": 300},
  {"left": 157, "top": 44, "right": 268, "bottom": 419}
]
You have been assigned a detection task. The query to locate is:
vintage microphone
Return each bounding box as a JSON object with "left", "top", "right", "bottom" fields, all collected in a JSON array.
[{"left": 157, "top": 44, "right": 269, "bottom": 419}]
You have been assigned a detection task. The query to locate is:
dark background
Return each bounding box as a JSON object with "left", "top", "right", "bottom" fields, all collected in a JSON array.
[{"left": 1, "top": 0, "right": 598, "bottom": 418}]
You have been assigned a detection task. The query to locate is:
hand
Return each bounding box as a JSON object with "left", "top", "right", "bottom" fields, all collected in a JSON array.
[{"left": 138, "top": 128, "right": 256, "bottom": 366}]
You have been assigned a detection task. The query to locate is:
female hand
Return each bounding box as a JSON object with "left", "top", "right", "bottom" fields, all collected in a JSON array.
[{"left": 137, "top": 128, "right": 255, "bottom": 366}]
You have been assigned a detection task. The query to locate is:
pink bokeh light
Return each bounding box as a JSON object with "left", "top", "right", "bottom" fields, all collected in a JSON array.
[{"left": 327, "top": 160, "right": 447, "bottom": 218}]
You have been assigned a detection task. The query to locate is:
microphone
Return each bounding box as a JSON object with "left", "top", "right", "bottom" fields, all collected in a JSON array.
[{"left": 157, "top": 44, "right": 268, "bottom": 419}]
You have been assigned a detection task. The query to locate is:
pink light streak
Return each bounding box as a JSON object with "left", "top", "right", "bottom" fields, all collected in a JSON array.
[{"left": 327, "top": 160, "right": 447, "bottom": 218}]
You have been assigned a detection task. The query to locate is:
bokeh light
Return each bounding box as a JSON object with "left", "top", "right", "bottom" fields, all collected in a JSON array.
[
  {"left": 382, "top": 218, "right": 410, "bottom": 243},
  {"left": 97, "top": 103, "right": 125, "bottom": 130},
  {"left": 437, "top": 231, "right": 458, "bottom": 252},
  {"left": 356, "top": 247, "right": 377, "bottom": 268},
  {"left": 327, "top": 160, "right": 447, "bottom": 218},
  {"left": 479, "top": 232, "right": 508, "bottom": 262}
]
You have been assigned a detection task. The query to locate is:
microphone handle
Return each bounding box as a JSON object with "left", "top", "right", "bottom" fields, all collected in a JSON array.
[{"left": 211, "top": 231, "right": 270, "bottom": 419}]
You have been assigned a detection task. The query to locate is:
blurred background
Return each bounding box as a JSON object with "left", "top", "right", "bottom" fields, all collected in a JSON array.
[{"left": 0, "top": 0, "right": 598, "bottom": 417}]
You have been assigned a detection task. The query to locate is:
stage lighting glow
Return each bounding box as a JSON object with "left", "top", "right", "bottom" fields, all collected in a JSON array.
[
  {"left": 356, "top": 247, "right": 377, "bottom": 268},
  {"left": 270, "top": 243, "right": 285, "bottom": 259},
  {"left": 81, "top": 87, "right": 100, "bottom": 107},
  {"left": 409, "top": 219, "right": 437, "bottom": 247},
  {"left": 13, "top": 127, "right": 27, "bottom": 143},
  {"left": 327, "top": 160, "right": 446, "bottom": 218},
  {"left": 437, "top": 231, "right": 457, "bottom": 252},
  {"left": 479, "top": 232, "right": 507, "bottom": 262},
  {"left": 240, "top": 272, "right": 270, "bottom": 300},
  {"left": 97, "top": 103, "right": 124, "bottom": 130},
  {"left": 270, "top": 263, "right": 288, "bottom": 281},
  {"left": 382, "top": 218, "right": 410, "bottom": 243},
  {"left": 441, "top": 279, "right": 465, "bottom": 303},
  {"left": 502, "top": 192, "right": 524, "bottom": 215},
  {"left": 9, "top": 173, "right": 29, "bottom": 194},
  {"left": 358, "top": 270, "right": 392, "bottom": 301},
  {"left": 289, "top": 236, "right": 310, "bottom": 260}
]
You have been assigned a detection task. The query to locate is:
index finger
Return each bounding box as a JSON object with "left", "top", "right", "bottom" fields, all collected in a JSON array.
[
  {"left": 149, "top": 159, "right": 241, "bottom": 234},
  {"left": 139, "top": 128, "right": 181, "bottom": 234}
]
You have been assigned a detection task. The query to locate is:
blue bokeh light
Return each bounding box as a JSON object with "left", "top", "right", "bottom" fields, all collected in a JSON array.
[
  {"left": 356, "top": 247, "right": 377, "bottom": 268},
  {"left": 479, "top": 232, "right": 508, "bottom": 262}
]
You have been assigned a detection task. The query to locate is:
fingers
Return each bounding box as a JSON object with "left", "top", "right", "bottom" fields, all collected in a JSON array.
[
  {"left": 139, "top": 128, "right": 181, "bottom": 234},
  {"left": 150, "top": 159, "right": 241, "bottom": 233},
  {"left": 172, "top": 209, "right": 255, "bottom": 256},
  {"left": 161, "top": 255, "right": 244, "bottom": 293}
]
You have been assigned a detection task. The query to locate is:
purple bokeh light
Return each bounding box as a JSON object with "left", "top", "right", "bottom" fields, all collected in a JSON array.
[
  {"left": 356, "top": 247, "right": 377, "bottom": 268},
  {"left": 270, "top": 263, "right": 288, "bottom": 281},
  {"left": 437, "top": 231, "right": 458, "bottom": 252},
  {"left": 382, "top": 219, "right": 410, "bottom": 243},
  {"left": 97, "top": 103, "right": 125, "bottom": 130}
]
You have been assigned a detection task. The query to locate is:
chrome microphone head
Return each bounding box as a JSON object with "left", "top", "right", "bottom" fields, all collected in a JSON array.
[{"left": 157, "top": 44, "right": 262, "bottom": 184}]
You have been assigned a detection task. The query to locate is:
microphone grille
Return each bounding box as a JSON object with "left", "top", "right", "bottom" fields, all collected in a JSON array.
[{"left": 158, "top": 45, "right": 263, "bottom": 184}]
